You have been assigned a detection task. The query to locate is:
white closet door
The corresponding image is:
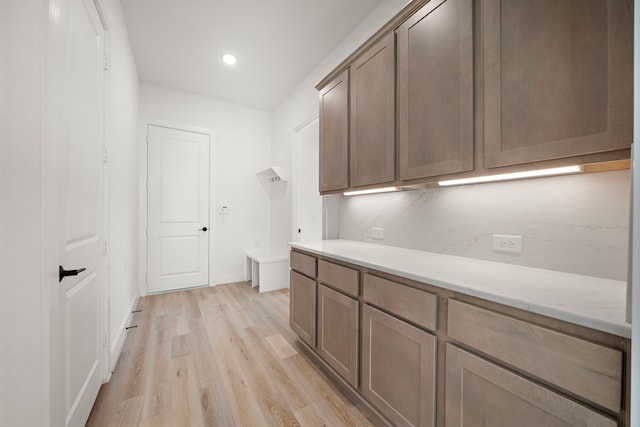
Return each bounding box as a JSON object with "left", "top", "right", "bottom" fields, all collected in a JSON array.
[{"left": 147, "top": 125, "right": 210, "bottom": 293}]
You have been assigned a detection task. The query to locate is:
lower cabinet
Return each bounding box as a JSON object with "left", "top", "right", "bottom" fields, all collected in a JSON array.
[
  {"left": 289, "top": 251, "right": 629, "bottom": 426},
  {"left": 445, "top": 344, "right": 617, "bottom": 427},
  {"left": 317, "top": 284, "right": 359, "bottom": 387},
  {"left": 289, "top": 271, "right": 316, "bottom": 347},
  {"left": 362, "top": 305, "right": 436, "bottom": 427}
]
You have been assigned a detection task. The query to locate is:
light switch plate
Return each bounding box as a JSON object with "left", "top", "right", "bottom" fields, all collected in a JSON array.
[{"left": 493, "top": 234, "right": 522, "bottom": 253}]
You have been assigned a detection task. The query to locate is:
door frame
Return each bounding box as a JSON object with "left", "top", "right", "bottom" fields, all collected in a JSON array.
[
  {"left": 291, "top": 113, "right": 338, "bottom": 242},
  {"left": 138, "top": 118, "right": 216, "bottom": 296}
]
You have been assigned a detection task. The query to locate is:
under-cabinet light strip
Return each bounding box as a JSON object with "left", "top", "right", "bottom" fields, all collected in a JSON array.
[
  {"left": 438, "top": 165, "right": 583, "bottom": 187},
  {"left": 343, "top": 187, "right": 399, "bottom": 196}
]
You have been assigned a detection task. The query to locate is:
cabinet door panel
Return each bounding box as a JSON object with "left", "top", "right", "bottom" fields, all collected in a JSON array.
[
  {"left": 484, "top": 0, "right": 633, "bottom": 168},
  {"left": 448, "top": 299, "right": 623, "bottom": 412},
  {"left": 445, "top": 344, "right": 616, "bottom": 427},
  {"left": 350, "top": 32, "right": 396, "bottom": 187},
  {"left": 397, "top": 0, "right": 473, "bottom": 180},
  {"left": 290, "top": 271, "right": 316, "bottom": 347},
  {"left": 319, "top": 70, "right": 349, "bottom": 193},
  {"left": 317, "top": 284, "right": 359, "bottom": 387},
  {"left": 362, "top": 305, "right": 436, "bottom": 427}
]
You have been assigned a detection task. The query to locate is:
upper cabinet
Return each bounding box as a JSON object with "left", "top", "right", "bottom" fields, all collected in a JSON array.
[
  {"left": 319, "top": 70, "right": 349, "bottom": 193},
  {"left": 350, "top": 33, "right": 396, "bottom": 188},
  {"left": 397, "top": 0, "right": 473, "bottom": 181},
  {"left": 483, "top": 0, "right": 633, "bottom": 168},
  {"left": 316, "top": 0, "right": 633, "bottom": 193}
]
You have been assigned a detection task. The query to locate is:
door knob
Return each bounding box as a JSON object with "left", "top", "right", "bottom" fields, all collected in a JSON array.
[
  {"left": 199, "top": 227, "right": 208, "bottom": 232},
  {"left": 59, "top": 265, "right": 87, "bottom": 282}
]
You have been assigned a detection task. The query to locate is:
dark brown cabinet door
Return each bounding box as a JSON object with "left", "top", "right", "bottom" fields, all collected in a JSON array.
[
  {"left": 319, "top": 69, "right": 349, "bottom": 193},
  {"left": 397, "top": 0, "right": 473, "bottom": 181},
  {"left": 350, "top": 32, "right": 396, "bottom": 187},
  {"left": 445, "top": 344, "right": 616, "bottom": 427},
  {"left": 317, "top": 284, "right": 359, "bottom": 387},
  {"left": 290, "top": 271, "right": 316, "bottom": 347},
  {"left": 362, "top": 305, "right": 436, "bottom": 427},
  {"left": 483, "top": 0, "right": 633, "bottom": 168}
]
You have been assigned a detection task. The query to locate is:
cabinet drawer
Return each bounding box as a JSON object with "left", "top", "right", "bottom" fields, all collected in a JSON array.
[
  {"left": 318, "top": 259, "right": 359, "bottom": 297},
  {"left": 447, "top": 300, "right": 623, "bottom": 412},
  {"left": 445, "top": 344, "right": 616, "bottom": 427},
  {"left": 363, "top": 274, "right": 437, "bottom": 332},
  {"left": 290, "top": 250, "right": 316, "bottom": 278}
]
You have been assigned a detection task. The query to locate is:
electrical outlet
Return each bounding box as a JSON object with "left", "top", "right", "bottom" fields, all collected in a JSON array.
[
  {"left": 493, "top": 234, "right": 523, "bottom": 253},
  {"left": 372, "top": 227, "right": 384, "bottom": 240}
]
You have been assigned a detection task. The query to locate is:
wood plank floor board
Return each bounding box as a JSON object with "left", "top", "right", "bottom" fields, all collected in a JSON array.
[{"left": 87, "top": 282, "right": 385, "bottom": 426}]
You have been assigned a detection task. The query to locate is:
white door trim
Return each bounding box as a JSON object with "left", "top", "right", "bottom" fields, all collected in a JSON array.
[
  {"left": 291, "top": 113, "right": 320, "bottom": 243},
  {"left": 138, "top": 117, "right": 216, "bottom": 297},
  {"left": 98, "top": 2, "right": 112, "bottom": 383}
]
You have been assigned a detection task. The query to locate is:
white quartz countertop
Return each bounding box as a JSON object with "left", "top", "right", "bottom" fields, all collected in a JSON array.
[{"left": 289, "top": 240, "right": 631, "bottom": 338}]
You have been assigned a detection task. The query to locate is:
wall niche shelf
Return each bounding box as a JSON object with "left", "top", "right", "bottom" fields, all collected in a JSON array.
[{"left": 257, "top": 167, "right": 288, "bottom": 183}]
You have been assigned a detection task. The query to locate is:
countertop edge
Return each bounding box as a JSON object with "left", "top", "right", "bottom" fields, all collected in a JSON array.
[{"left": 289, "top": 241, "right": 631, "bottom": 339}]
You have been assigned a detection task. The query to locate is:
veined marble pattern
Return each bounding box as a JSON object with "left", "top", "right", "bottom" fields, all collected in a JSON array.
[{"left": 339, "top": 170, "right": 630, "bottom": 281}]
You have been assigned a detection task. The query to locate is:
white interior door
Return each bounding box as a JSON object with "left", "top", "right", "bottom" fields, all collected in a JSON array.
[
  {"left": 147, "top": 125, "right": 210, "bottom": 293},
  {"left": 294, "top": 117, "right": 323, "bottom": 243},
  {"left": 56, "top": 0, "right": 105, "bottom": 425}
]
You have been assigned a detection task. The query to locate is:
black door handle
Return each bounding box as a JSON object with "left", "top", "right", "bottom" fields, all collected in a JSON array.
[
  {"left": 199, "top": 227, "right": 208, "bottom": 232},
  {"left": 59, "top": 265, "right": 86, "bottom": 282}
]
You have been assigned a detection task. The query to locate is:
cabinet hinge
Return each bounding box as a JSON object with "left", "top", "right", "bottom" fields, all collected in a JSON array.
[
  {"left": 103, "top": 146, "right": 108, "bottom": 163},
  {"left": 103, "top": 240, "right": 108, "bottom": 255},
  {"left": 103, "top": 331, "right": 108, "bottom": 347},
  {"left": 104, "top": 55, "right": 109, "bottom": 71}
]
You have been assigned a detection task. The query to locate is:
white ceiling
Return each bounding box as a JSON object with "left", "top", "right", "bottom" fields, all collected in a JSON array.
[{"left": 121, "top": 0, "right": 385, "bottom": 111}]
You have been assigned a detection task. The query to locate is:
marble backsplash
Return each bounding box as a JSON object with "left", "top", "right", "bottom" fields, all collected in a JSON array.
[{"left": 338, "top": 170, "right": 630, "bottom": 281}]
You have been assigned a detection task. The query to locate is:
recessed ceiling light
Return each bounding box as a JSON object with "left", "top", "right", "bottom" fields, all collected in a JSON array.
[{"left": 222, "top": 54, "right": 237, "bottom": 65}]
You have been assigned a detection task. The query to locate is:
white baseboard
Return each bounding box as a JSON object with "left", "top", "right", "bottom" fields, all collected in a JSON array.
[
  {"left": 215, "top": 273, "right": 247, "bottom": 285},
  {"left": 107, "top": 295, "right": 140, "bottom": 379}
]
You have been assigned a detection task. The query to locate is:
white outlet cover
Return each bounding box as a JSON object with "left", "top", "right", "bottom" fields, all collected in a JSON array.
[
  {"left": 493, "top": 234, "right": 523, "bottom": 254},
  {"left": 372, "top": 227, "right": 384, "bottom": 240}
]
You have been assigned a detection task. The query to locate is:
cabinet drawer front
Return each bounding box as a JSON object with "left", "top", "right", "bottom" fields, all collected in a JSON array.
[
  {"left": 363, "top": 305, "right": 436, "bottom": 427},
  {"left": 290, "top": 250, "right": 317, "bottom": 278},
  {"left": 363, "top": 274, "right": 437, "bottom": 331},
  {"left": 448, "top": 300, "right": 623, "bottom": 412},
  {"left": 318, "top": 259, "right": 359, "bottom": 297},
  {"left": 445, "top": 344, "right": 616, "bottom": 427},
  {"left": 317, "top": 284, "right": 359, "bottom": 387}
]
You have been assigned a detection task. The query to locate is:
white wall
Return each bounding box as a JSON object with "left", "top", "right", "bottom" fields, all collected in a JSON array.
[
  {"left": 0, "top": 1, "right": 47, "bottom": 425},
  {"left": 101, "top": 0, "right": 140, "bottom": 368},
  {"left": 139, "top": 82, "right": 272, "bottom": 285},
  {"left": 339, "top": 170, "right": 630, "bottom": 281},
  {"left": 270, "top": 0, "right": 408, "bottom": 254}
]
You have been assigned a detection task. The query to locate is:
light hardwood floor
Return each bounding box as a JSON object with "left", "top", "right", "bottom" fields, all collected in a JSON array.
[{"left": 87, "top": 282, "right": 386, "bottom": 426}]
